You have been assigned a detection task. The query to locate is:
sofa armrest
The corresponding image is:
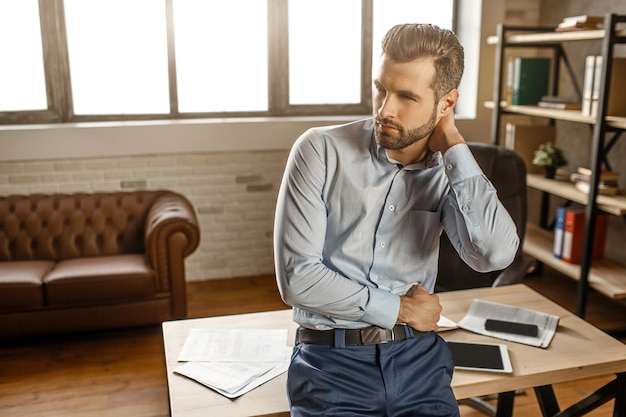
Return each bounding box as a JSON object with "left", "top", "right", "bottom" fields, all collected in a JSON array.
[{"left": 145, "top": 191, "right": 200, "bottom": 318}]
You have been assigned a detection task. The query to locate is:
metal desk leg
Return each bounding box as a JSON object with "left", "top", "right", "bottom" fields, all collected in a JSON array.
[
  {"left": 613, "top": 372, "right": 625, "bottom": 417},
  {"left": 495, "top": 391, "right": 516, "bottom": 417},
  {"left": 535, "top": 385, "right": 561, "bottom": 416},
  {"left": 534, "top": 373, "right": 625, "bottom": 417}
]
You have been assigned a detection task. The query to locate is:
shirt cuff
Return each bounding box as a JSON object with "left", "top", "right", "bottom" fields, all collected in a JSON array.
[
  {"left": 442, "top": 143, "right": 483, "bottom": 184},
  {"left": 361, "top": 289, "right": 400, "bottom": 329}
]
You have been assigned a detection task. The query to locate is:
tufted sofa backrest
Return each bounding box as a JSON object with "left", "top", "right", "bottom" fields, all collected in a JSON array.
[{"left": 0, "top": 191, "right": 167, "bottom": 261}]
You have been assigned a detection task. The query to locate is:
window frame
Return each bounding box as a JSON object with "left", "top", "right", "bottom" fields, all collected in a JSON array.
[
  {"left": 1, "top": 0, "right": 456, "bottom": 125},
  {"left": 3, "top": 0, "right": 69, "bottom": 124}
]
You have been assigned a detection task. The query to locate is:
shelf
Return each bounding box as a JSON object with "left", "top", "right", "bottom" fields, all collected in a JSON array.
[
  {"left": 526, "top": 174, "right": 626, "bottom": 216},
  {"left": 487, "top": 28, "right": 626, "bottom": 45},
  {"left": 606, "top": 116, "right": 626, "bottom": 130},
  {"left": 523, "top": 223, "right": 626, "bottom": 299},
  {"left": 484, "top": 101, "right": 626, "bottom": 129},
  {"left": 489, "top": 16, "right": 626, "bottom": 316}
]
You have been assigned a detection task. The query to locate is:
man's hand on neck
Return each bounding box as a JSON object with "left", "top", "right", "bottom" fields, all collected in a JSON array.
[
  {"left": 385, "top": 111, "right": 465, "bottom": 166},
  {"left": 428, "top": 111, "right": 465, "bottom": 155}
]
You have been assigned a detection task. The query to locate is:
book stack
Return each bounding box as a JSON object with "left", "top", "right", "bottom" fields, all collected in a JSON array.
[
  {"left": 581, "top": 56, "right": 626, "bottom": 117},
  {"left": 553, "top": 206, "right": 608, "bottom": 264},
  {"left": 555, "top": 15, "right": 604, "bottom": 32},
  {"left": 537, "top": 95, "right": 581, "bottom": 110},
  {"left": 504, "top": 57, "right": 552, "bottom": 106},
  {"left": 570, "top": 166, "right": 620, "bottom": 195}
]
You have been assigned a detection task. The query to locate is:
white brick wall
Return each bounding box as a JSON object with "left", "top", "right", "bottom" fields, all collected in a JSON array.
[{"left": 0, "top": 150, "right": 289, "bottom": 281}]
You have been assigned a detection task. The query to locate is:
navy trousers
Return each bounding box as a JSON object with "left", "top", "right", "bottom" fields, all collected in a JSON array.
[{"left": 287, "top": 331, "right": 460, "bottom": 417}]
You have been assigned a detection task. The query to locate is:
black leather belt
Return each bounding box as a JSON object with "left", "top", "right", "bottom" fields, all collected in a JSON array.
[{"left": 296, "top": 324, "right": 424, "bottom": 346}]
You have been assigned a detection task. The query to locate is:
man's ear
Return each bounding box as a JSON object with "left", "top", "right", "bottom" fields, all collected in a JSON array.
[{"left": 438, "top": 89, "right": 459, "bottom": 116}]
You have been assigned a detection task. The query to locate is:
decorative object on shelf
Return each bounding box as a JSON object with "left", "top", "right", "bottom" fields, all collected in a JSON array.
[
  {"left": 570, "top": 167, "right": 620, "bottom": 195},
  {"left": 555, "top": 15, "right": 604, "bottom": 32},
  {"left": 532, "top": 143, "right": 567, "bottom": 178},
  {"left": 537, "top": 95, "right": 581, "bottom": 110}
]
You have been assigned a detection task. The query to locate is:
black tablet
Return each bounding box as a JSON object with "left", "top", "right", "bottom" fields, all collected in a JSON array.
[{"left": 446, "top": 340, "right": 513, "bottom": 373}]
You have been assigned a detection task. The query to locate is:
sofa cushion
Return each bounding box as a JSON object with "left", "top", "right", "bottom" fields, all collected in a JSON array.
[
  {"left": 43, "top": 254, "right": 157, "bottom": 305},
  {"left": 0, "top": 260, "right": 52, "bottom": 309}
]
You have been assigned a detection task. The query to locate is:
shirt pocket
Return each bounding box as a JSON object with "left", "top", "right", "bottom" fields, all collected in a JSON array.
[{"left": 406, "top": 210, "right": 443, "bottom": 257}]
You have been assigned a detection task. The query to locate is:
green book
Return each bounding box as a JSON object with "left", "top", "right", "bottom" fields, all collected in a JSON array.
[{"left": 512, "top": 57, "right": 552, "bottom": 105}]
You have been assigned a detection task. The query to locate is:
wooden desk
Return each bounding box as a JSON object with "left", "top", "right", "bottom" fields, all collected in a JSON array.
[{"left": 163, "top": 284, "right": 626, "bottom": 417}]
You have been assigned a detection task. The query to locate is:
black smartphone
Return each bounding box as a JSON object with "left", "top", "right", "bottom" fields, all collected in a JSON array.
[{"left": 484, "top": 319, "right": 539, "bottom": 337}]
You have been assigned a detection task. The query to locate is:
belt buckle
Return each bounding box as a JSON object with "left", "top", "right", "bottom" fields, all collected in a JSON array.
[{"left": 360, "top": 327, "right": 393, "bottom": 345}]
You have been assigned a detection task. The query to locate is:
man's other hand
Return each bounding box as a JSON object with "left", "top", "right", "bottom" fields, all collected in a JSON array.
[{"left": 397, "top": 285, "right": 442, "bottom": 332}]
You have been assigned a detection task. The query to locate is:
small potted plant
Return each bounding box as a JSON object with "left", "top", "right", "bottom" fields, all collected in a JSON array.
[{"left": 532, "top": 142, "right": 567, "bottom": 178}]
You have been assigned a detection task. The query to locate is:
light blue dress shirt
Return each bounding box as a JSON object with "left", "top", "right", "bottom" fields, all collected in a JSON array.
[{"left": 274, "top": 118, "right": 519, "bottom": 331}]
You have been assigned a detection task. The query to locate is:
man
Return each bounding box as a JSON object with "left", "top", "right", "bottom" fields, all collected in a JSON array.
[{"left": 273, "top": 23, "right": 519, "bottom": 417}]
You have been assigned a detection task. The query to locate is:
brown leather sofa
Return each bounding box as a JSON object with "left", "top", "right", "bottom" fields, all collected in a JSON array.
[{"left": 0, "top": 190, "right": 200, "bottom": 338}]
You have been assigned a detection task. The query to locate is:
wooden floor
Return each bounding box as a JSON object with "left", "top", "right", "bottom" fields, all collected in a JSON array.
[{"left": 1, "top": 269, "right": 625, "bottom": 417}]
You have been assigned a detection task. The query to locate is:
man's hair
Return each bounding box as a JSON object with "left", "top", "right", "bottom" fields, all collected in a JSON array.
[{"left": 381, "top": 23, "right": 464, "bottom": 101}]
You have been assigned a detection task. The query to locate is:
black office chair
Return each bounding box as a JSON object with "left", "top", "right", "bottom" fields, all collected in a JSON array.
[{"left": 435, "top": 142, "right": 536, "bottom": 416}]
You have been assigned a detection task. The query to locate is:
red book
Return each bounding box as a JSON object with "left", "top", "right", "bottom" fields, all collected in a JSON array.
[{"left": 561, "top": 208, "right": 608, "bottom": 264}]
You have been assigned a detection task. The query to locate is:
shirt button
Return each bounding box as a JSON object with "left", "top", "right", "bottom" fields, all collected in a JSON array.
[
  {"left": 380, "top": 242, "right": 386, "bottom": 248},
  {"left": 446, "top": 163, "right": 454, "bottom": 171},
  {"left": 372, "top": 275, "right": 379, "bottom": 282},
  {"left": 389, "top": 205, "right": 395, "bottom": 211},
  {"left": 462, "top": 204, "right": 469, "bottom": 212}
]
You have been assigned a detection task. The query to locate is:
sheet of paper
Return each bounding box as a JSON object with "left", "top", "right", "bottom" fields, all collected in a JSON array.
[
  {"left": 175, "top": 346, "right": 292, "bottom": 398},
  {"left": 457, "top": 299, "right": 559, "bottom": 348},
  {"left": 178, "top": 328, "right": 289, "bottom": 362},
  {"left": 437, "top": 314, "right": 458, "bottom": 332}
]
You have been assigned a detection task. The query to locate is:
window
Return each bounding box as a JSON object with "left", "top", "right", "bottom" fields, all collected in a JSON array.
[
  {"left": 0, "top": 0, "right": 47, "bottom": 112},
  {"left": 0, "top": 0, "right": 455, "bottom": 124},
  {"left": 173, "top": 0, "right": 269, "bottom": 113},
  {"left": 64, "top": 0, "right": 170, "bottom": 115},
  {"left": 288, "top": 0, "right": 362, "bottom": 105}
]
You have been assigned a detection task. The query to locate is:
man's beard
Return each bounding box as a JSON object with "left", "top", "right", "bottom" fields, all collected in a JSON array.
[{"left": 374, "top": 106, "right": 438, "bottom": 150}]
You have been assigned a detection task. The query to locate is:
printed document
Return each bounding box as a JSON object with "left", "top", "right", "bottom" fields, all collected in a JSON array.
[
  {"left": 457, "top": 299, "right": 559, "bottom": 348},
  {"left": 176, "top": 328, "right": 290, "bottom": 398},
  {"left": 177, "top": 328, "right": 288, "bottom": 362},
  {"left": 175, "top": 347, "right": 292, "bottom": 398}
]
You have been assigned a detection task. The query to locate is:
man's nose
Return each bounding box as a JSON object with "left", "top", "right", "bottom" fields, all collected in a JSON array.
[{"left": 377, "top": 95, "right": 397, "bottom": 119}]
